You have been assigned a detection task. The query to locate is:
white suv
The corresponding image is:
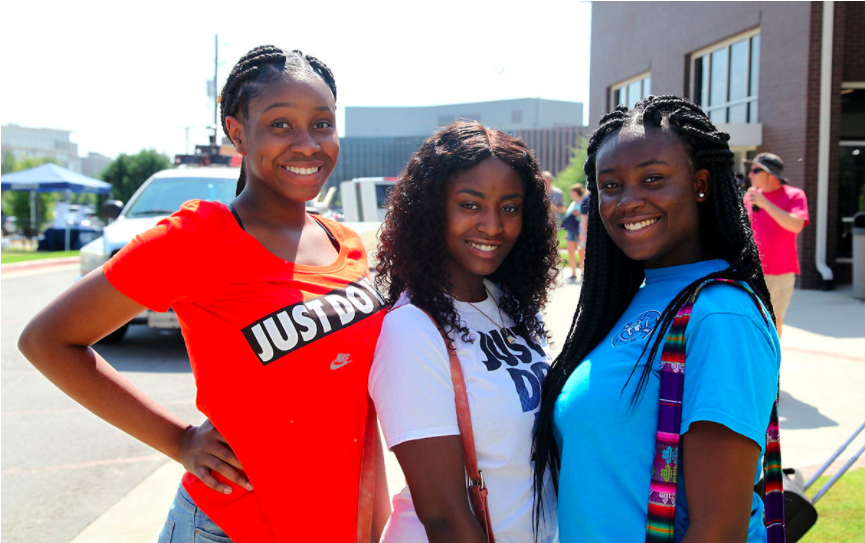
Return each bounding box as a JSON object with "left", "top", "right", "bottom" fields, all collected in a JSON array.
[{"left": 79, "top": 166, "right": 240, "bottom": 342}]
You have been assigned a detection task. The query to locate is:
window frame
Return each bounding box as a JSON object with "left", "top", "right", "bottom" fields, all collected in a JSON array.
[
  {"left": 836, "top": 82, "right": 865, "bottom": 261},
  {"left": 690, "top": 28, "right": 761, "bottom": 124},
  {"left": 609, "top": 71, "right": 652, "bottom": 110}
]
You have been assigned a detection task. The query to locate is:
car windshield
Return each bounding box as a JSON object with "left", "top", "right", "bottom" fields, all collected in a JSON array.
[
  {"left": 376, "top": 183, "right": 395, "bottom": 209},
  {"left": 125, "top": 176, "right": 237, "bottom": 218}
]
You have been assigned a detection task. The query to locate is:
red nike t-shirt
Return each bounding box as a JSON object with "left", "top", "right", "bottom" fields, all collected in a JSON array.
[{"left": 103, "top": 200, "right": 386, "bottom": 542}]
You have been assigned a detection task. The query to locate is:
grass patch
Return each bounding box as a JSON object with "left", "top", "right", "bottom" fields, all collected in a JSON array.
[
  {"left": 1, "top": 250, "right": 79, "bottom": 264},
  {"left": 801, "top": 467, "right": 865, "bottom": 542},
  {"left": 557, "top": 229, "right": 567, "bottom": 248}
]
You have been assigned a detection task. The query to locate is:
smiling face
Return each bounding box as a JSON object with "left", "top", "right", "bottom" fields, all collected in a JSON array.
[
  {"left": 595, "top": 125, "right": 711, "bottom": 269},
  {"left": 226, "top": 73, "right": 339, "bottom": 203},
  {"left": 443, "top": 157, "right": 525, "bottom": 300}
]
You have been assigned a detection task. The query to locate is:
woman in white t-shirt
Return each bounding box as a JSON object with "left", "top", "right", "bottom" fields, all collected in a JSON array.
[{"left": 370, "top": 121, "right": 561, "bottom": 543}]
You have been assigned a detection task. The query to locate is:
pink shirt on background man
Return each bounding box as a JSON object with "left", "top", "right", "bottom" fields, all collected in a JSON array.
[{"left": 746, "top": 184, "right": 810, "bottom": 275}]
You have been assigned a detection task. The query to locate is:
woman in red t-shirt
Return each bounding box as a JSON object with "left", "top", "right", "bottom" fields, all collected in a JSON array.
[{"left": 19, "top": 46, "right": 388, "bottom": 543}]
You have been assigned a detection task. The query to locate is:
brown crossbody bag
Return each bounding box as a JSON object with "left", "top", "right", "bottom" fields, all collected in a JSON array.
[{"left": 419, "top": 309, "right": 496, "bottom": 542}]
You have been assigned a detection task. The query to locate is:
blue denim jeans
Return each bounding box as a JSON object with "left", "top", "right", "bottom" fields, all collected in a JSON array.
[{"left": 158, "top": 485, "right": 233, "bottom": 543}]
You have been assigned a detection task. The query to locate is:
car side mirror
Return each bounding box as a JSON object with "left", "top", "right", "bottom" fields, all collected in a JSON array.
[{"left": 102, "top": 200, "right": 124, "bottom": 220}]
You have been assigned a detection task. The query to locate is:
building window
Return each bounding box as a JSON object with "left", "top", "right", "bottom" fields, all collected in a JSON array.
[
  {"left": 692, "top": 30, "right": 760, "bottom": 124},
  {"left": 838, "top": 86, "right": 865, "bottom": 260},
  {"left": 512, "top": 110, "right": 523, "bottom": 123},
  {"left": 611, "top": 73, "right": 651, "bottom": 109},
  {"left": 838, "top": 143, "right": 865, "bottom": 259}
]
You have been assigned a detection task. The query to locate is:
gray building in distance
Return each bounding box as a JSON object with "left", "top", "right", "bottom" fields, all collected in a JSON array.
[
  {"left": 2, "top": 125, "right": 113, "bottom": 179},
  {"left": 1, "top": 124, "right": 81, "bottom": 172},
  {"left": 329, "top": 98, "right": 588, "bottom": 192},
  {"left": 345, "top": 98, "right": 584, "bottom": 138}
]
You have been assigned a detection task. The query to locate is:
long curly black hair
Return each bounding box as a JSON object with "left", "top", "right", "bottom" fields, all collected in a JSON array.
[
  {"left": 375, "top": 121, "right": 560, "bottom": 343},
  {"left": 532, "top": 95, "right": 774, "bottom": 530}
]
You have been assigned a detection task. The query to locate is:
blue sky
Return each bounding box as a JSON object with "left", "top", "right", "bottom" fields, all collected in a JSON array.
[{"left": 1, "top": 0, "right": 592, "bottom": 158}]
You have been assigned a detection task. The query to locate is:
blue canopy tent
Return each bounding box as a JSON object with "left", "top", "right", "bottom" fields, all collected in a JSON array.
[{"left": 1, "top": 163, "right": 112, "bottom": 250}]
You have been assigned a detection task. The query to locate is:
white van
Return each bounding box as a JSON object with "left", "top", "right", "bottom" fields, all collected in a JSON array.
[{"left": 79, "top": 167, "right": 240, "bottom": 342}]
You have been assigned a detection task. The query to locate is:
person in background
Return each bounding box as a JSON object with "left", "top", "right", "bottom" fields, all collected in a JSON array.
[
  {"left": 563, "top": 184, "right": 586, "bottom": 283},
  {"left": 542, "top": 170, "right": 567, "bottom": 216},
  {"left": 745, "top": 152, "right": 809, "bottom": 337},
  {"left": 578, "top": 187, "right": 592, "bottom": 274}
]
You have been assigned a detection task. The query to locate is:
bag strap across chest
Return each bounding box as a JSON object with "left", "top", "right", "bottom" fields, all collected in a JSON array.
[
  {"left": 646, "top": 278, "right": 785, "bottom": 543},
  {"left": 413, "top": 306, "right": 496, "bottom": 542}
]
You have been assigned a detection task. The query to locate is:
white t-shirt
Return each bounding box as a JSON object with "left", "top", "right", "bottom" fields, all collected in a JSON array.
[{"left": 369, "top": 280, "right": 558, "bottom": 543}]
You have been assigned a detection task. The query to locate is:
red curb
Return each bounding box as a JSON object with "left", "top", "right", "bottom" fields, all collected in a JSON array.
[
  {"left": 1, "top": 256, "right": 80, "bottom": 274},
  {"left": 782, "top": 346, "right": 865, "bottom": 363}
]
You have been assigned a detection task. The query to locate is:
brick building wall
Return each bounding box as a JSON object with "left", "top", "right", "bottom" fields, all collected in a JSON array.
[
  {"left": 588, "top": 1, "right": 864, "bottom": 288},
  {"left": 842, "top": 2, "right": 865, "bottom": 81},
  {"left": 797, "top": 1, "right": 824, "bottom": 289}
]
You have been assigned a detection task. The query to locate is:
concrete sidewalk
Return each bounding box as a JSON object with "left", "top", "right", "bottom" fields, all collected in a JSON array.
[
  {"left": 68, "top": 280, "right": 865, "bottom": 542},
  {"left": 767, "top": 286, "right": 865, "bottom": 477}
]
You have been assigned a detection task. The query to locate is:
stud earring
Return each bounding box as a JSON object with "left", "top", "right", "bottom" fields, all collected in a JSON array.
[{"left": 698, "top": 192, "right": 706, "bottom": 198}]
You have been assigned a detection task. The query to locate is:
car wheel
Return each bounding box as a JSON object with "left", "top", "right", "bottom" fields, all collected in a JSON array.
[{"left": 98, "top": 324, "right": 129, "bottom": 344}]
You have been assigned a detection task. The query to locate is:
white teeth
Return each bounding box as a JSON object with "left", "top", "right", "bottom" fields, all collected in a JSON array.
[
  {"left": 468, "top": 241, "right": 497, "bottom": 252},
  {"left": 623, "top": 218, "right": 658, "bottom": 231},
  {"left": 283, "top": 166, "right": 320, "bottom": 175}
]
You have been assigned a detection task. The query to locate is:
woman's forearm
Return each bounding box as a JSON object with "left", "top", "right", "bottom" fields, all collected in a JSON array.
[
  {"left": 19, "top": 335, "right": 192, "bottom": 461},
  {"left": 421, "top": 510, "right": 488, "bottom": 543},
  {"left": 681, "top": 421, "right": 758, "bottom": 543},
  {"left": 760, "top": 199, "right": 806, "bottom": 233},
  {"left": 18, "top": 270, "right": 192, "bottom": 462},
  {"left": 392, "top": 435, "right": 490, "bottom": 543},
  {"left": 681, "top": 519, "right": 748, "bottom": 543}
]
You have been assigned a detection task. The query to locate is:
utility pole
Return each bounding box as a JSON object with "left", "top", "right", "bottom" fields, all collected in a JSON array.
[
  {"left": 212, "top": 34, "right": 218, "bottom": 146},
  {"left": 181, "top": 126, "right": 192, "bottom": 154}
]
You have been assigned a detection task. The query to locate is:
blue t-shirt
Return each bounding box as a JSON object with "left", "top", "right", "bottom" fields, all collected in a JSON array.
[
  {"left": 579, "top": 196, "right": 591, "bottom": 215},
  {"left": 553, "top": 259, "right": 780, "bottom": 542}
]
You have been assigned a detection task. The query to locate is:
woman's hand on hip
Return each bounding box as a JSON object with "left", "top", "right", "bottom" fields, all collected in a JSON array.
[{"left": 178, "top": 419, "right": 253, "bottom": 494}]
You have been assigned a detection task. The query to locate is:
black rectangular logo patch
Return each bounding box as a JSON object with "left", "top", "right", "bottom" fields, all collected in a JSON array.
[{"left": 241, "top": 277, "right": 385, "bottom": 365}]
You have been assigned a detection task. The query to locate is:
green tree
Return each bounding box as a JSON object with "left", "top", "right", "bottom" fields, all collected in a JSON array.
[
  {"left": 101, "top": 149, "right": 171, "bottom": 204},
  {"left": 553, "top": 138, "right": 588, "bottom": 197},
  {"left": 1, "top": 154, "right": 57, "bottom": 237},
  {"left": 2, "top": 151, "right": 17, "bottom": 175}
]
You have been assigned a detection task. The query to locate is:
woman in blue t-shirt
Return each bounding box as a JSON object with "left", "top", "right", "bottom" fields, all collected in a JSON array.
[{"left": 533, "top": 95, "right": 781, "bottom": 543}]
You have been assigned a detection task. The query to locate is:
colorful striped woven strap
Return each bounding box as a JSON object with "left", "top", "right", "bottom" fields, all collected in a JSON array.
[{"left": 645, "top": 278, "right": 785, "bottom": 542}]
